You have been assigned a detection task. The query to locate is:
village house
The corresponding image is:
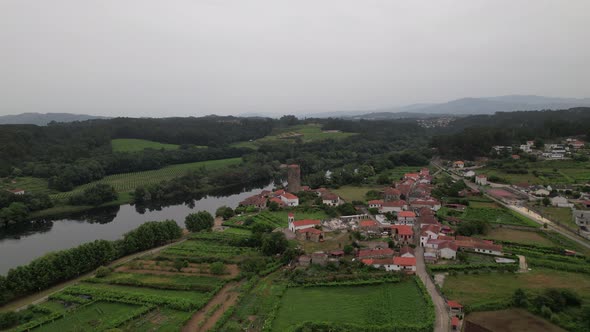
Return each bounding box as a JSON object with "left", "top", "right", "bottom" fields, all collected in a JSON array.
[
  {"left": 533, "top": 187, "right": 550, "bottom": 197},
  {"left": 453, "top": 161, "right": 464, "bottom": 169},
  {"left": 519, "top": 144, "right": 532, "bottom": 153},
  {"left": 269, "top": 197, "right": 286, "bottom": 207},
  {"left": 357, "top": 248, "right": 394, "bottom": 259},
  {"left": 396, "top": 211, "right": 417, "bottom": 225},
  {"left": 280, "top": 192, "right": 299, "bottom": 207},
  {"left": 418, "top": 214, "right": 440, "bottom": 228},
  {"left": 311, "top": 252, "right": 328, "bottom": 266},
  {"left": 463, "top": 170, "right": 475, "bottom": 178},
  {"left": 400, "top": 246, "right": 415, "bottom": 258},
  {"left": 239, "top": 194, "right": 267, "bottom": 209},
  {"left": 298, "top": 255, "right": 311, "bottom": 267},
  {"left": 321, "top": 192, "right": 343, "bottom": 206},
  {"left": 455, "top": 236, "right": 503, "bottom": 255},
  {"left": 420, "top": 224, "right": 441, "bottom": 246},
  {"left": 392, "top": 256, "right": 417, "bottom": 274},
  {"left": 551, "top": 196, "right": 573, "bottom": 208},
  {"left": 368, "top": 200, "right": 383, "bottom": 209},
  {"left": 404, "top": 173, "right": 420, "bottom": 181},
  {"left": 447, "top": 300, "right": 463, "bottom": 315},
  {"left": 380, "top": 200, "right": 407, "bottom": 213},
  {"left": 391, "top": 225, "right": 414, "bottom": 245},
  {"left": 439, "top": 242, "right": 458, "bottom": 259},
  {"left": 383, "top": 187, "right": 402, "bottom": 201},
  {"left": 475, "top": 174, "right": 487, "bottom": 186},
  {"left": 420, "top": 168, "right": 430, "bottom": 177},
  {"left": 296, "top": 227, "right": 324, "bottom": 242},
  {"left": 574, "top": 210, "right": 590, "bottom": 230},
  {"left": 410, "top": 198, "right": 441, "bottom": 211},
  {"left": 288, "top": 213, "right": 321, "bottom": 232},
  {"left": 359, "top": 219, "right": 381, "bottom": 236}
]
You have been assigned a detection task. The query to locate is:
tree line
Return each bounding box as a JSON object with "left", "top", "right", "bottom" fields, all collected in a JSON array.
[
  {"left": 0, "top": 220, "right": 182, "bottom": 305},
  {"left": 0, "top": 191, "right": 53, "bottom": 227}
]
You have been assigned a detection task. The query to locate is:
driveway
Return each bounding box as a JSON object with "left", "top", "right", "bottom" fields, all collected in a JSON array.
[{"left": 415, "top": 246, "right": 450, "bottom": 332}]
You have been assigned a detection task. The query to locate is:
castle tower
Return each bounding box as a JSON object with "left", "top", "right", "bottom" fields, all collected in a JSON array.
[{"left": 287, "top": 164, "right": 301, "bottom": 193}]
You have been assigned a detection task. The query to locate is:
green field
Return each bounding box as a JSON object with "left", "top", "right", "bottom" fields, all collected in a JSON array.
[
  {"left": 461, "top": 207, "right": 540, "bottom": 227},
  {"left": 224, "top": 209, "right": 329, "bottom": 229},
  {"left": 332, "top": 185, "right": 383, "bottom": 202},
  {"left": 482, "top": 228, "right": 555, "bottom": 246},
  {"left": 111, "top": 138, "right": 181, "bottom": 152},
  {"left": 231, "top": 124, "right": 356, "bottom": 149},
  {"left": 35, "top": 301, "right": 143, "bottom": 332},
  {"left": 121, "top": 307, "right": 192, "bottom": 332},
  {"left": 0, "top": 177, "right": 58, "bottom": 196},
  {"left": 50, "top": 157, "right": 242, "bottom": 200},
  {"left": 480, "top": 160, "right": 590, "bottom": 185},
  {"left": 536, "top": 206, "right": 576, "bottom": 229},
  {"left": 272, "top": 281, "right": 432, "bottom": 331},
  {"left": 443, "top": 268, "right": 590, "bottom": 306}
]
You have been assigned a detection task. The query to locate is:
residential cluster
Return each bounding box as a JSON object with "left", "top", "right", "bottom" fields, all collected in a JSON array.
[{"left": 493, "top": 137, "right": 586, "bottom": 160}]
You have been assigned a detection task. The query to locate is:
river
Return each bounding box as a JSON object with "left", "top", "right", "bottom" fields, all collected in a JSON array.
[{"left": 0, "top": 182, "right": 275, "bottom": 275}]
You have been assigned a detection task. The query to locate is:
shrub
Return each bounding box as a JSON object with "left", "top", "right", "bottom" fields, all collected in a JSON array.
[
  {"left": 210, "top": 262, "right": 227, "bottom": 275},
  {"left": 185, "top": 211, "right": 214, "bottom": 232}
]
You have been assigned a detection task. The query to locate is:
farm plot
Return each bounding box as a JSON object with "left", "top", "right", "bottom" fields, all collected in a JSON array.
[
  {"left": 111, "top": 138, "right": 181, "bottom": 152},
  {"left": 272, "top": 280, "right": 433, "bottom": 331},
  {"left": 466, "top": 309, "right": 565, "bottom": 332},
  {"left": 50, "top": 157, "right": 242, "bottom": 200},
  {"left": 83, "top": 272, "right": 226, "bottom": 292},
  {"left": 461, "top": 207, "right": 539, "bottom": 227},
  {"left": 162, "top": 241, "right": 259, "bottom": 262},
  {"left": 34, "top": 301, "right": 145, "bottom": 332},
  {"left": 121, "top": 307, "right": 192, "bottom": 332},
  {"left": 482, "top": 228, "right": 555, "bottom": 246},
  {"left": 331, "top": 185, "right": 383, "bottom": 203}
]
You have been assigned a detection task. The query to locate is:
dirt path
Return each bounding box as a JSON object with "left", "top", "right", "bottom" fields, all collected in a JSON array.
[
  {"left": 182, "top": 281, "right": 242, "bottom": 332},
  {"left": 213, "top": 216, "right": 224, "bottom": 232},
  {"left": 415, "top": 246, "right": 450, "bottom": 332},
  {"left": 1, "top": 237, "right": 187, "bottom": 313}
]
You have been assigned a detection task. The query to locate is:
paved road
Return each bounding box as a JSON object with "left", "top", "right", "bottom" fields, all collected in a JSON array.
[{"left": 415, "top": 246, "right": 450, "bottom": 332}]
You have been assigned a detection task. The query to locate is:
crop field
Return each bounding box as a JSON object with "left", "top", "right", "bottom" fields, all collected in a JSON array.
[
  {"left": 466, "top": 309, "right": 565, "bottom": 332},
  {"left": 272, "top": 280, "right": 432, "bottom": 331},
  {"left": 442, "top": 268, "right": 590, "bottom": 306},
  {"left": 480, "top": 160, "right": 590, "bottom": 185},
  {"left": 482, "top": 228, "right": 555, "bottom": 246},
  {"left": 536, "top": 206, "right": 576, "bottom": 229},
  {"left": 461, "top": 207, "right": 539, "bottom": 227},
  {"left": 8, "top": 232, "right": 269, "bottom": 332},
  {"left": 111, "top": 138, "right": 181, "bottom": 152},
  {"left": 50, "top": 157, "right": 242, "bottom": 200},
  {"left": 231, "top": 124, "right": 356, "bottom": 149},
  {"left": 331, "top": 185, "right": 383, "bottom": 202},
  {"left": 224, "top": 209, "right": 328, "bottom": 229},
  {"left": 35, "top": 301, "right": 143, "bottom": 332}
]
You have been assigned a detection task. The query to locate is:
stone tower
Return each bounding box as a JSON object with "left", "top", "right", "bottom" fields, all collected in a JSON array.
[{"left": 287, "top": 164, "right": 301, "bottom": 193}]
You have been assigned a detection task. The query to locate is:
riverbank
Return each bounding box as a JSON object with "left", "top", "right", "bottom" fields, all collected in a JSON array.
[
  {"left": 28, "top": 192, "right": 133, "bottom": 220},
  {"left": 0, "top": 234, "right": 189, "bottom": 313}
]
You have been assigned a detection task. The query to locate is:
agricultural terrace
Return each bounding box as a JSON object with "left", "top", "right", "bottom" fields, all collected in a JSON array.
[
  {"left": 9, "top": 231, "right": 278, "bottom": 332},
  {"left": 272, "top": 279, "right": 433, "bottom": 331},
  {"left": 223, "top": 209, "right": 329, "bottom": 229},
  {"left": 481, "top": 228, "right": 555, "bottom": 247},
  {"left": 50, "top": 157, "right": 242, "bottom": 200},
  {"left": 230, "top": 124, "right": 356, "bottom": 149},
  {"left": 534, "top": 206, "right": 576, "bottom": 229},
  {"left": 479, "top": 159, "right": 590, "bottom": 185},
  {"left": 466, "top": 309, "right": 565, "bottom": 332},
  {"left": 111, "top": 138, "right": 181, "bottom": 152},
  {"left": 0, "top": 177, "right": 56, "bottom": 196}
]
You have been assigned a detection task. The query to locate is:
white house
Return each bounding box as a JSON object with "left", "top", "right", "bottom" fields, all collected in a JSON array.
[
  {"left": 453, "top": 161, "right": 464, "bottom": 168},
  {"left": 533, "top": 188, "right": 550, "bottom": 197},
  {"left": 321, "top": 193, "right": 342, "bottom": 206},
  {"left": 392, "top": 257, "right": 416, "bottom": 274},
  {"left": 400, "top": 246, "right": 415, "bottom": 258},
  {"left": 475, "top": 175, "right": 487, "bottom": 186},
  {"left": 368, "top": 200, "right": 383, "bottom": 209},
  {"left": 287, "top": 214, "right": 321, "bottom": 232},
  {"left": 439, "top": 242, "right": 458, "bottom": 259},
  {"left": 280, "top": 192, "right": 299, "bottom": 207},
  {"left": 380, "top": 200, "right": 407, "bottom": 213},
  {"left": 519, "top": 144, "right": 532, "bottom": 153},
  {"left": 463, "top": 170, "right": 475, "bottom": 178},
  {"left": 551, "top": 196, "right": 573, "bottom": 208},
  {"left": 420, "top": 225, "right": 441, "bottom": 247},
  {"left": 396, "top": 211, "right": 416, "bottom": 225}
]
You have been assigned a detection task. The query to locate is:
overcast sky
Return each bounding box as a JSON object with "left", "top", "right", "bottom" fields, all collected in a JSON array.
[{"left": 1, "top": 0, "right": 589, "bottom": 117}]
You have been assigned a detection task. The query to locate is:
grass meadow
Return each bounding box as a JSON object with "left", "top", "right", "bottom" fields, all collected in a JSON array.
[
  {"left": 111, "top": 138, "right": 181, "bottom": 152},
  {"left": 272, "top": 281, "right": 431, "bottom": 331}
]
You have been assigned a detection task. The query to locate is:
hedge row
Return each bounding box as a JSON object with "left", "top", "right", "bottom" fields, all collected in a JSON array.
[
  {"left": 527, "top": 258, "right": 590, "bottom": 275},
  {"left": 82, "top": 276, "right": 218, "bottom": 292},
  {"left": 48, "top": 293, "right": 92, "bottom": 304},
  {"left": 464, "top": 299, "right": 512, "bottom": 314},
  {"left": 290, "top": 276, "right": 401, "bottom": 288},
  {"left": 289, "top": 321, "right": 434, "bottom": 332},
  {"left": 428, "top": 263, "right": 518, "bottom": 273}
]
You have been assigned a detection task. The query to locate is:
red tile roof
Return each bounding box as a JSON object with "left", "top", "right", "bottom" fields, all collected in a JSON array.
[
  {"left": 359, "top": 220, "right": 379, "bottom": 227},
  {"left": 447, "top": 300, "right": 463, "bottom": 309},
  {"left": 368, "top": 200, "right": 384, "bottom": 205},
  {"left": 393, "top": 256, "right": 416, "bottom": 266},
  {"left": 400, "top": 246, "right": 415, "bottom": 256},
  {"left": 382, "top": 200, "right": 407, "bottom": 207},
  {"left": 384, "top": 187, "right": 401, "bottom": 196},
  {"left": 269, "top": 197, "right": 285, "bottom": 205},
  {"left": 297, "top": 228, "right": 323, "bottom": 234},
  {"left": 476, "top": 174, "right": 487, "bottom": 178},
  {"left": 281, "top": 192, "right": 298, "bottom": 200},
  {"left": 398, "top": 211, "right": 416, "bottom": 218},
  {"left": 292, "top": 219, "right": 321, "bottom": 228},
  {"left": 451, "top": 316, "right": 459, "bottom": 326},
  {"left": 357, "top": 248, "right": 394, "bottom": 258},
  {"left": 392, "top": 225, "right": 413, "bottom": 236}
]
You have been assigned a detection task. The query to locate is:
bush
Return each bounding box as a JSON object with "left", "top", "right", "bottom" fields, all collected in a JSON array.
[
  {"left": 69, "top": 184, "right": 117, "bottom": 206},
  {"left": 216, "top": 206, "right": 235, "bottom": 220},
  {"left": 210, "top": 262, "right": 227, "bottom": 275},
  {"left": 95, "top": 266, "right": 112, "bottom": 278}
]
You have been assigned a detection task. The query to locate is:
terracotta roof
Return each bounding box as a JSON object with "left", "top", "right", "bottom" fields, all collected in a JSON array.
[
  {"left": 292, "top": 219, "right": 321, "bottom": 227},
  {"left": 453, "top": 161, "right": 464, "bottom": 165},
  {"left": 368, "top": 200, "right": 384, "bottom": 205},
  {"left": 447, "top": 300, "right": 463, "bottom": 309},
  {"left": 7, "top": 188, "right": 24, "bottom": 193},
  {"left": 476, "top": 174, "right": 487, "bottom": 178},
  {"left": 269, "top": 197, "right": 285, "bottom": 205},
  {"left": 322, "top": 193, "right": 339, "bottom": 200},
  {"left": 274, "top": 189, "right": 286, "bottom": 196},
  {"left": 359, "top": 220, "right": 379, "bottom": 227},
  {"left": 393, "top": 256, "right": 416, "bottom": 266},
  {"left": 400, "top": 246, "right": 415, "bottom": 256},
  {"left": 281, "top": 192, "right": 298, "bottom": 200},
  {"left": 392, "top": 225, "right": 413, "bottom": 236},
  {"left": 357, "top": 248, "right": 394, "bottom": 258},
  {"left": 398, "top": 211, "right": 416, "bottom": 218},
  {"left": 382, "top": 200, "right": 407, "bottom": 207},
  {"left": 451, "top": 317, "right": 459, "bottom": 326},
  {"left": 384, "top": 187, "right": 401, "bottom": 196},
  {"left": 439, "top": 241, "right": 458, "bottom": 251}
]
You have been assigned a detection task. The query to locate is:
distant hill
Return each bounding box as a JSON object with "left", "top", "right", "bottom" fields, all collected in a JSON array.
[
  {"left": 0, "top": 113, "right": 109, "bottom": 125},
  {"left": 307, "top": 95, "right": 590, "bottom": 119}
]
